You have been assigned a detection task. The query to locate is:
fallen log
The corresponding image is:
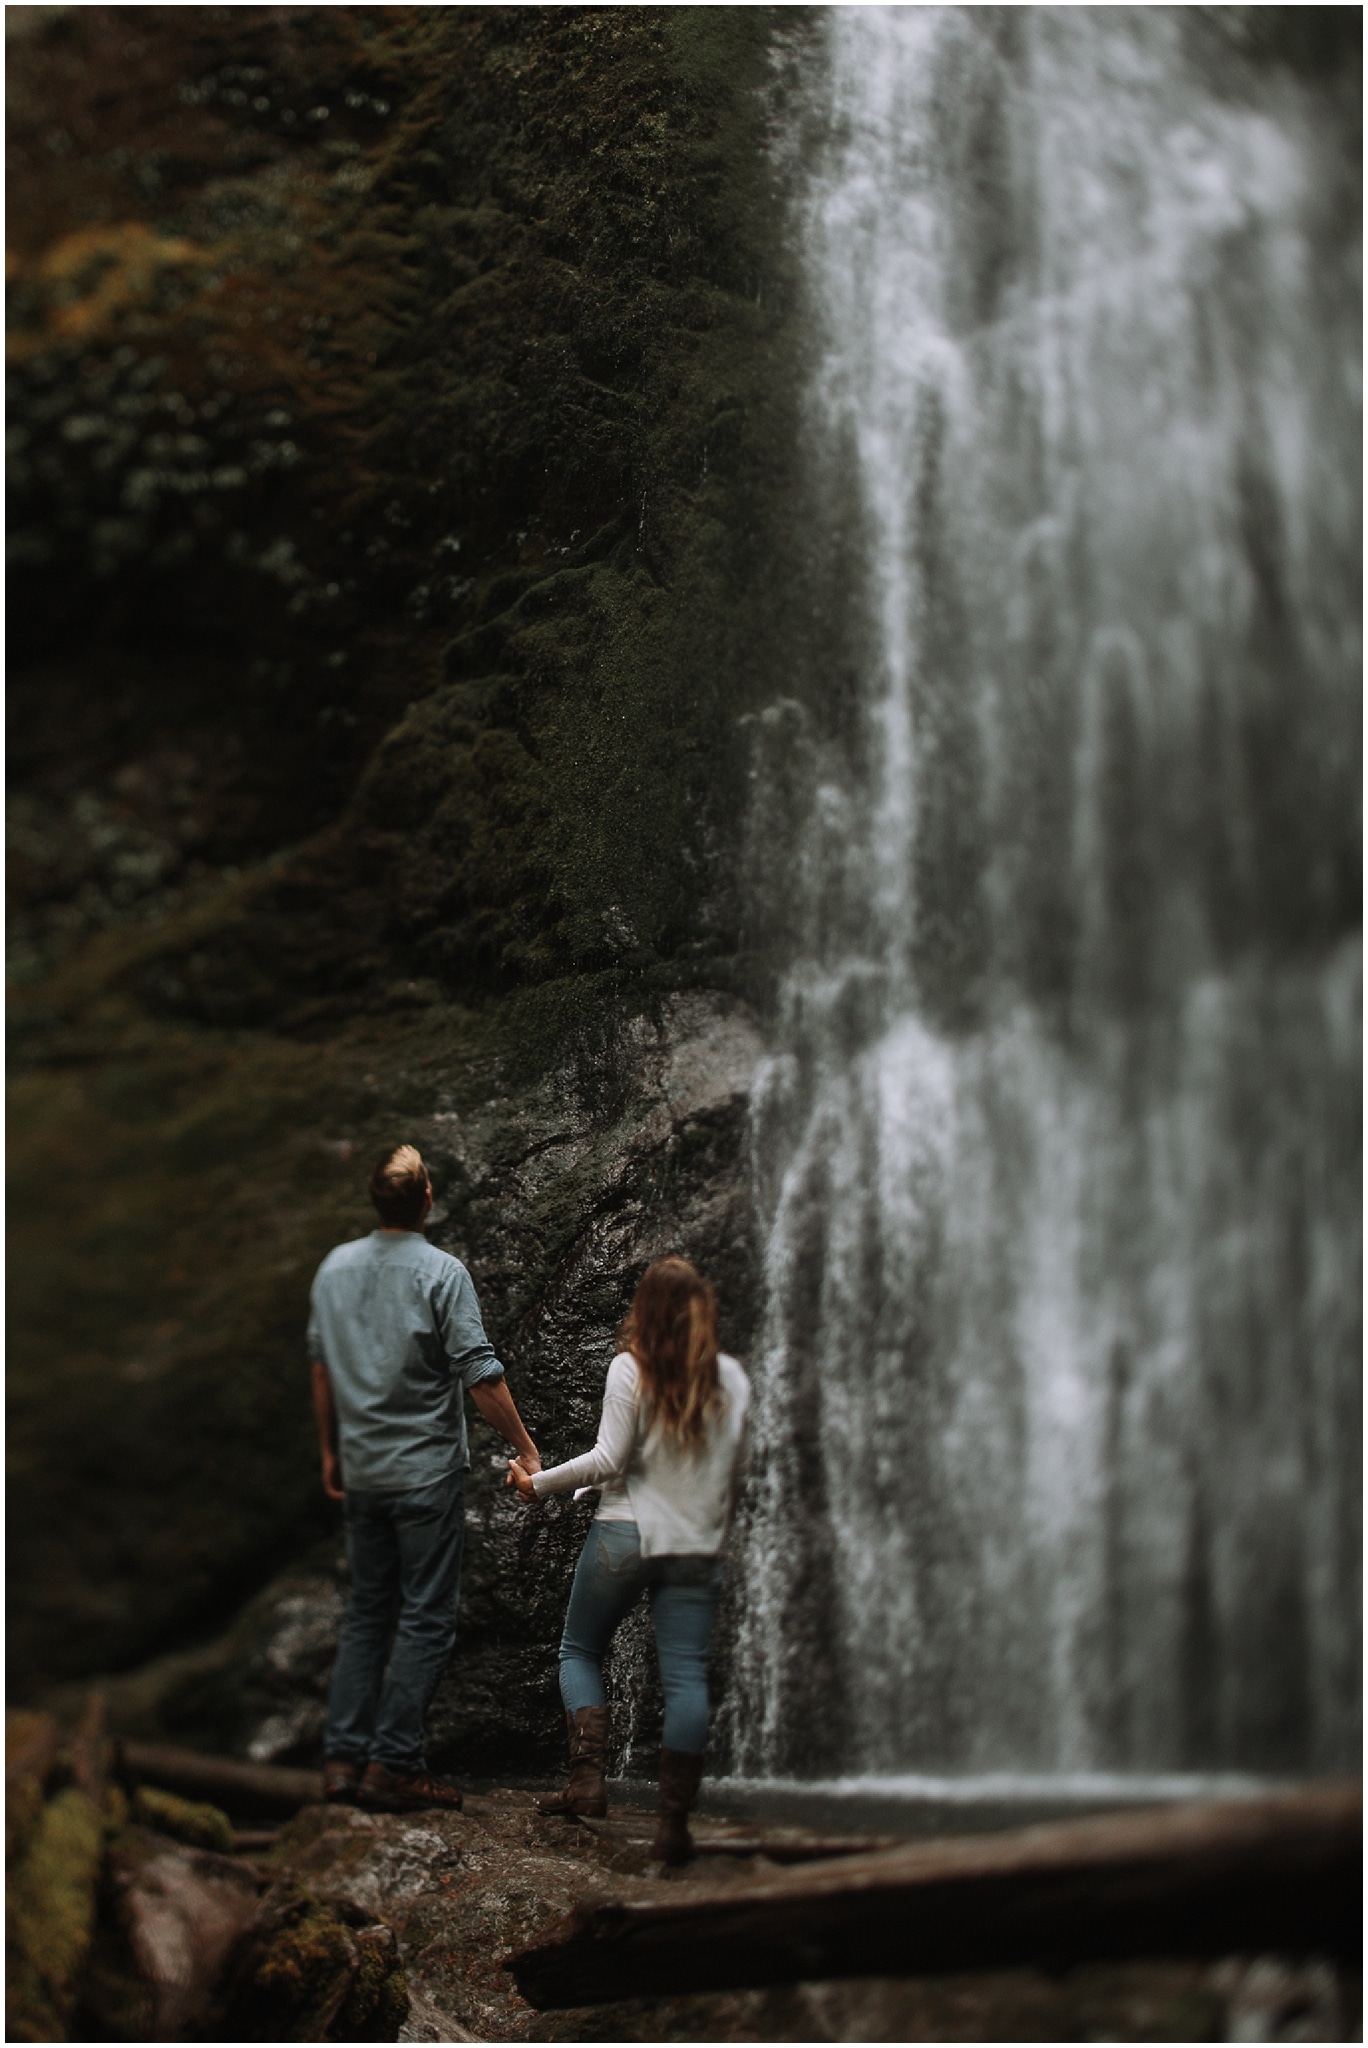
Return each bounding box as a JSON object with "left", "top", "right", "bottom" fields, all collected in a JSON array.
[
  {"left": 93, "top": 1826, "right": 266, "bottom": 2041},
  {"left": 505, "top": 1783, "right": 1361, "bottom": 2009},
  {"left": 7, "top": 1693, "right": 111, "bottom": 2039},
  {"left": 70, "top": 1688, "right": 109, "bottom": 1807},
  {"left": 120, "top": 1740, "right": 323, "bottom": 1818},
  {"left": 6, "top": 1708, "right": 61, "bottom": 1863},
  {"left": 85, "top": 1835, "right": 410, "bottom": 2041},
  {"left": 573, "top": 1816, "right": 899, "bottom": 1863},
  {"left": 687, "top": 1836, "right": 899, "bottom": 1863}
]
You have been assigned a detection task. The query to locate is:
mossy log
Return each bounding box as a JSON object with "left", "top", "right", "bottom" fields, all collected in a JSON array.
[
  {"left": 86, "top": 1826, "right": 265, "bottom": 2041},
  {"left": 6, "top": 1788, "right": 107, "bottom": 2041},
  {"left": 84, "top": 1832, "right": 408, "bottom": 2042},
  {"left": 130, "top": 1786, "right": 237, "bottom": 1857},
  {"left": 6, "top": 1709, "right": 61, "bottom": 1864},
  {"left": 6, "top": 1693, "right": 112, "bottom": 2042},
  {"left": 505, "top": 1785, "right": 1362, "bottom": 2009},
  {"left": 121, "top": 1741, "right": 323, "bottom": 1819},
  {"left": 69, "top": 1690, "right": 108, "bottom": 1808}
]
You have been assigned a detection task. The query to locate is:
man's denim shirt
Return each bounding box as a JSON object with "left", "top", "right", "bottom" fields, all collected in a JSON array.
[{"left": 307, "top": 1230, "right": 505, "bottom": 1492}]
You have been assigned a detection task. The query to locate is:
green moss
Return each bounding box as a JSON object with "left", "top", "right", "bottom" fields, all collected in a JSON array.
[
  {"left": 6, "top": 1787, "right": 104, "bottom": 2039},
  {"left": 12, "top": 6, "right": 808, "bottom": 1023},
  {"left": 8, "top": 6, "right": 804, "bottom": 1702},
  {"left": 6, "top": 1713, "right": 54, "bottom": 1866},
  {"left": 224, "top": 1884, "right": 407, "bottom": 2043},
  {"left": 6, "top": 1774, "right": 48, "bottom": 1873},
  {"left": 333, "top": 1929, "right": 410, "bottom": 2043},
  {"left": 130, "top": 1785, "right": 235, "bottom": 1855}
]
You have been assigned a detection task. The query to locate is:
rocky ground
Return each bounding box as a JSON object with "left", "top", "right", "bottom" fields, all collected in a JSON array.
[
  {"left": 6, "top": 1702, "right": 1357, "bottom": 2045},
  {"left": 259, "top": 1792, "right": 1358, "bottom": 2044}
]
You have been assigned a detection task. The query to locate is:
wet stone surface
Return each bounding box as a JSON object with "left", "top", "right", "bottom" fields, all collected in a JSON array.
[
  {"left": 40, "top": 990, "right": 766, "bottom": 1781},
  {"left": 258, "top": 1794, "right": 1360, "bottom": 2043}
]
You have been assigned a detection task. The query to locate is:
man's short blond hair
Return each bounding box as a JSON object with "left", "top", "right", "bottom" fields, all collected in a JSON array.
[{"left": 369, "top": 1144, "right": 430, "bottom": 1228}]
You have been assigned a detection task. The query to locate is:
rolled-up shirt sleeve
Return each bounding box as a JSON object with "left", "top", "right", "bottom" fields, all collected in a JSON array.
[
  {"left": 436, "top": 1264, "right": 505, "bottom": 1390},
  {"left": 533, "top": 1356, "right": 638, "bottom": 1496}
]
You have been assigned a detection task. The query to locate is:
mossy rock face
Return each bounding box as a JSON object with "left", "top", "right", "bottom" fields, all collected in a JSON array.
[
  {"left": 8, "top": 5, "right": 808, "bottom": 1008},
  {"left": 9, "top": 7, "right": 792, "bottom": 1743}
]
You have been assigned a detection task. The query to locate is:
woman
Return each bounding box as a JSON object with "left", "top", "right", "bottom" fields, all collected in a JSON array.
[{"left": 507, "top": 1256, "right": 750, "bottom": 1865}]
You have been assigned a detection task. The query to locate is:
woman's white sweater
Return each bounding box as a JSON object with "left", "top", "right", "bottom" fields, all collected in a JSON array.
[{"left": 530, "top": 1351, "right": 750, "bottom": 1557}]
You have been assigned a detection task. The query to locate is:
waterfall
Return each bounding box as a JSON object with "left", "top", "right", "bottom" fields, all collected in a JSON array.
[{"left": 724, "top": 8, "right": 1359, "bottom": 1781}]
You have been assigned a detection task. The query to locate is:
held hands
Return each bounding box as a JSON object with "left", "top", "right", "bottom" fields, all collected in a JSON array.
[{"left": 506, "top": 1457, "right": 537, "bottom": 1502}]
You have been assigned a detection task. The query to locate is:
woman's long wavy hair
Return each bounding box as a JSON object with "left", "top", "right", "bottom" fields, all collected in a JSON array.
[{"left": 619, "top": 1257, "right": 722, "bottom": 1450}]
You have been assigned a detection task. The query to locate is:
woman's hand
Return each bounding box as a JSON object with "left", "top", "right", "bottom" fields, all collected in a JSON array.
[{"left": 506, "top": 1457, "right": 537, "bottom": 1502}]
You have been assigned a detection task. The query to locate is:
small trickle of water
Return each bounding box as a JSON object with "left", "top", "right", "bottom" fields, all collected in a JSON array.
[{"left": 723, "top": 9, "right": 1359, "bottom": 1780}]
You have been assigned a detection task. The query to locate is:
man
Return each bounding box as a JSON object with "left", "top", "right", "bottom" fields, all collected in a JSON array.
[{"left": 309, "top": 1142, "right": 540, "bottom": 1813}]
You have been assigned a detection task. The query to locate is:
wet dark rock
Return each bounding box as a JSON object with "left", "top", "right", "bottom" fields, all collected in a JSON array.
[
  {"left": 38, "top": 993, "right": 763, "bottom": 1779},
  {"left": 420, "top": 993, "right": 765, "bottom": 1773},
  {"left": 259, "top": 1797, "right": 1358, "bottom": 2044}
]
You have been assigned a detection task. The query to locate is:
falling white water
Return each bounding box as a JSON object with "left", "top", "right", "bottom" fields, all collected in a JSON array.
[{"left": 723, "top": 10, "right": 1360, "bottom": 1779}]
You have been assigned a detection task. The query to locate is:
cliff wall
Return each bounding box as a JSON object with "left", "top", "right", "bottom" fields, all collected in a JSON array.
[{"left": 8, "top": 4, "right": 802, "bottom": 1765}]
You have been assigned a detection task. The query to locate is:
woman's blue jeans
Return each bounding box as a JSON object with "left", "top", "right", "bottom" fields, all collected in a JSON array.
[
  {"left": 324, "top": 1469, "right": 465, "bottom": 1774},
  {"left": 558, "top": 1520, "right": 722, "bottom": 1756}
]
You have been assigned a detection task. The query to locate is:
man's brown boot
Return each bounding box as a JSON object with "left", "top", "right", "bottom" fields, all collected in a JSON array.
[
  {"left": 358, "top": 1761, "right": 463, "bottom": 1814},
  {"left": 323, "top": 1758, "right": 363, "bottom": 1804},
  {"left": 536, "top": 1707, "right": 610, "bottom": 1819},
  {"left": 649, "top": 1748, "right": 703, "bottom": 1866}
]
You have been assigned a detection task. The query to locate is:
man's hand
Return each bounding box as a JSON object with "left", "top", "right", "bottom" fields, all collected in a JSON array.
[
  {"left": 311, "top": 1360, "right": 345, "bottom": 1504},
  {"left": 470, "top": 1377, "right": 539, "bottom": 1472},
  {"left": 506, "top": 1457, "right": 537, "bottom": 1503}
]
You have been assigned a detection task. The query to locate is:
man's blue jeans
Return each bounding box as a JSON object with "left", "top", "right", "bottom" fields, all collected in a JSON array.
[
  {"left": 324, "top": 1469, "right": 465, "bottom": 1774},
  {"left": 558, "top": 1521, "right": 723, "bottom": 1755}
]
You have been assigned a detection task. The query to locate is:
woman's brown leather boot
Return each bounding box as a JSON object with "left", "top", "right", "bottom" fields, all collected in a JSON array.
[
  {"left": 649, "top": 1748, "right": 703, "bottom": 1865},
  {"left": 535, "top": 1706, "right": 610, "bottom": 1818}
]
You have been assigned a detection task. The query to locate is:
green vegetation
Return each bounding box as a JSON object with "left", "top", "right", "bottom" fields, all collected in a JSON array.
[
  {"left": 8, "top": 8, "right": 804, "bottom": 1698},
  {"left": 219, "top": 1881, "right": 408, "bottom": 2042},
  {"left": 129, "top": 1785, "right": 236, "bottom": 1856},
  {"left": 6, "top": 1789, "right": 105, "bottom": 2041}
]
